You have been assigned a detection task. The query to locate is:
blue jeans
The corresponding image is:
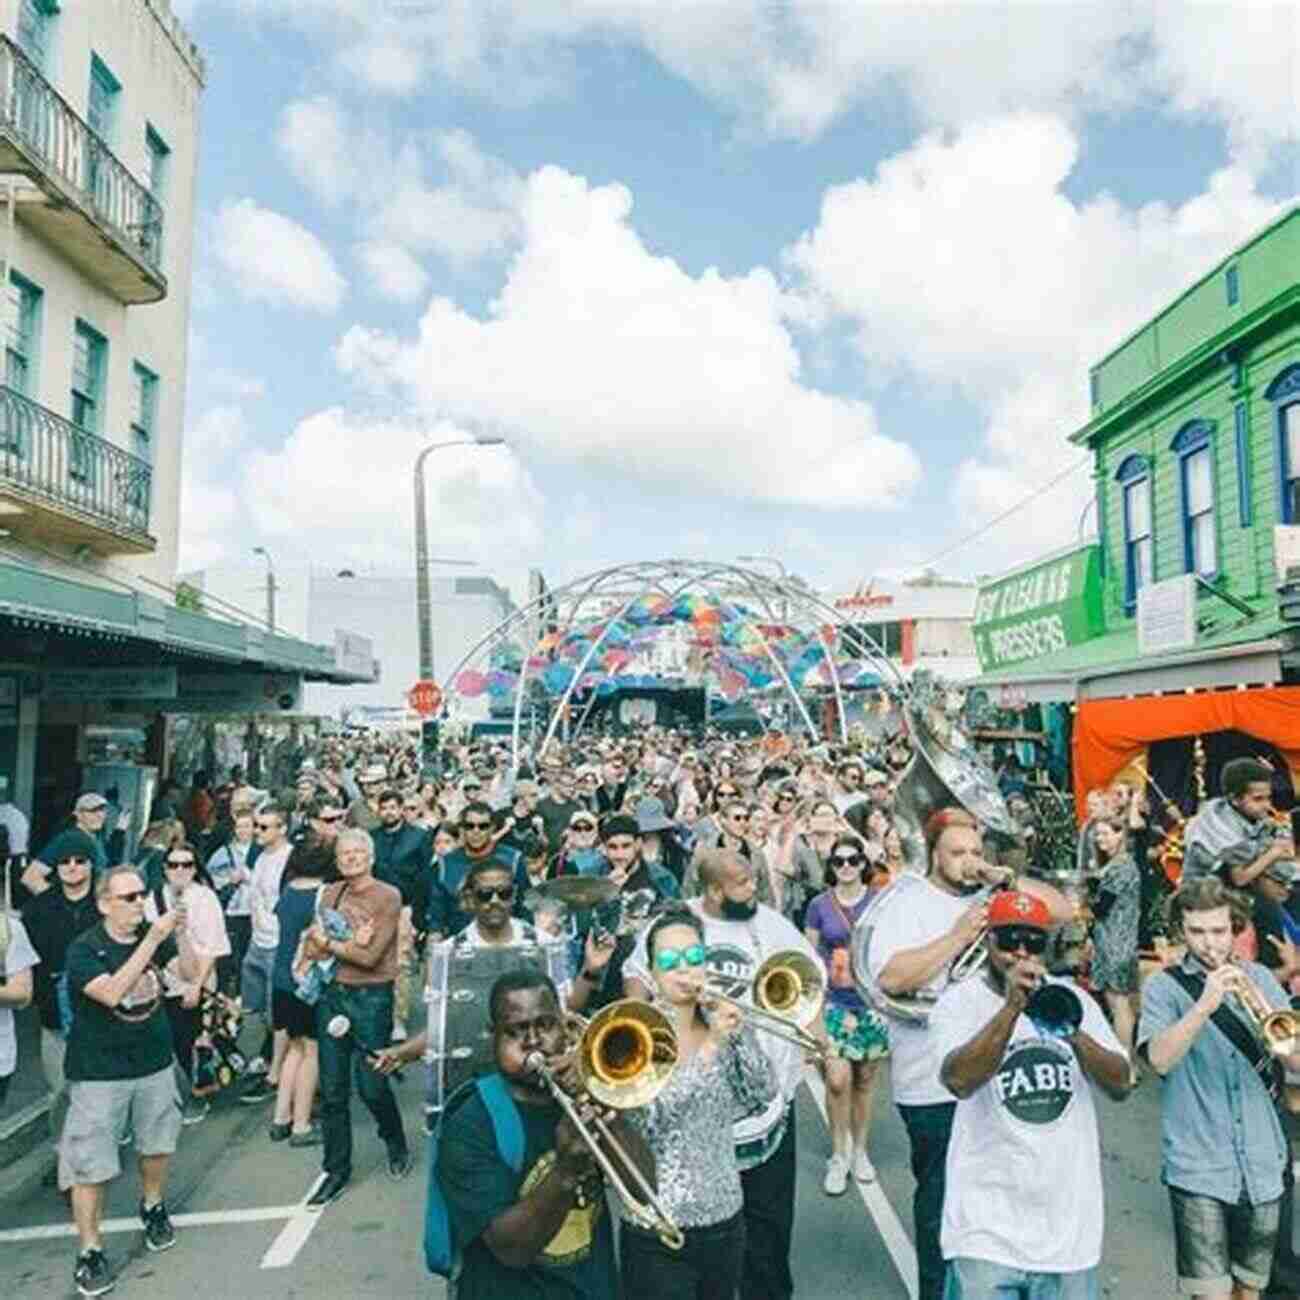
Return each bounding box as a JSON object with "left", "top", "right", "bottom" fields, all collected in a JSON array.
[
  {"left": 944, "top": 1259, "right": 1099, "bottom": 1300},
  {"left": 898, "top": 1101, "right": 957, "bottom": 1300},
  {"left": 316, "top": 983, "right": 406, "bottom": 1180}
]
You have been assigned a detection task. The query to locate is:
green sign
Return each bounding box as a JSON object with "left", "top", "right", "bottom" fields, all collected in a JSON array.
[{"left": 973, "top": 545, "right": 1103, "bottom": 672}]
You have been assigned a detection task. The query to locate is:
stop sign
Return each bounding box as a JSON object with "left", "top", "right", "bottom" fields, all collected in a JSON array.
[{"left": 408, "top": 679, "right": 442, "bottom": 716}]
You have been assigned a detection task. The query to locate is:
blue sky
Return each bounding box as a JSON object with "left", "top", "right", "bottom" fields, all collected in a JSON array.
[{"left": 173, "top": 1, "right": 1299, "bottom": 600}]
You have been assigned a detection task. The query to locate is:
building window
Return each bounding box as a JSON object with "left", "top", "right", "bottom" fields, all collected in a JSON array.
[
  {"left": 144, "top": 125, "right": 169, "bottom": 256},
  {"left": 1090, "top": 369, "right": 1100, "bottom": 410},
  {"left": 86, "top": 54, "right": 120, "bottom": 212},
  {"left": 5, "top": 271, "right": 42, "bottom": 399},
  {"left": 1170, "top": 419, "right": 1217, "bottom": 578},
  {"left": 16, "top": 0, "right": 59, "bottom": 73},
  {"left": 1269, "top": 364, "right": 1300, "bottom": 523},
  {"left": 70, "top": 319, "right": 106, "bottom": 487},
  {"left": 130, "top": 362, "right": 157, "bottom": 462},
  {"left": 1235, "top": 401, "right": 1252, "bottom": 528},
  {"left": 1116, "top": 453, "right": 1153, "bottom": 609},
  {"left": 1226, "top": 265, "right": 1240, "bottom": 306}
]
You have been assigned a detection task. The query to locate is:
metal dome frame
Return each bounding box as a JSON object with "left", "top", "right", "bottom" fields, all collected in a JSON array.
[{"left": 437, "top": 558, "right": 908, "bottom": 768}]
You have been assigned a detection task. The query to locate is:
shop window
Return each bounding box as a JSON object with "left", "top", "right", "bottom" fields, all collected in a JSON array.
[
  {"left": 1170, "top": 420, "right": 1217, "bottom": 579},
  {"left": 1268, "top": 364, "right": 1300, "bottom": 523},
  {"left": 1226, "top": 265, "right": 1240, "bottom": 306},
  {"left": 1116, "top": 453, "right": 1152, "bottom": 610}
]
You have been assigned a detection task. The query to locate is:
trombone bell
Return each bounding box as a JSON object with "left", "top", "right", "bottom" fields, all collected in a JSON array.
[
  {"left": 753, "top": 950, "right": 824, "bottom": 1030},
  {"left": 579, "top": 1001, "right": 678, "bottom": 1109}
]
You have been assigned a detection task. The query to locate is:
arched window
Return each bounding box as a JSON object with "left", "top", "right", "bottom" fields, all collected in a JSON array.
[
  {"left": 1170, "top": 420, "right": 1217, "bottom": 578},
  {"left": 1267, "top": 364, "right": 1300, "bottom": 523},
  {"left": 1116, "top": 453, "right": 1153, "bottom": 609}
]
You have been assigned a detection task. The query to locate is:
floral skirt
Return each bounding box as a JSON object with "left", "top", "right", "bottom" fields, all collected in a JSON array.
[{"left": 824, "top": 1002, "right": 890, "bottom": 1062}]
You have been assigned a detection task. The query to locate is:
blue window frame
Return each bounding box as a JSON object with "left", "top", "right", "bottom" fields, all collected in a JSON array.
[
  {"left": 5, "top": 270, "right": 42, "bottom": 399},
  {"left": 17, "top": 0, "right": 59, "bottom": 73},
  {"left": 128, "top": 362, "right": 157, "bottom": 515},
  {"left": 1090, "top": 370, "right": 1100, "bottom": 410},
  {"left": 1116, "top": 453, "right": 1153, "bottom": 609},
  {"left": 144, "top": 125, "right": 169, "bottom": 257},
  {"left": 1268, "top": 364, "right": 1300, "bottom": 523},
  {"left": 1234, "top": 401, "right": 1252, "bottom": 528},
  {"left": 1226, "top": 265, "right": 1240, "bottom": 306},
  {"left": 87, "top": 54, "right": 119, "bottom": 141},
  {"left": 1170, "top": 420, "right": 1217, "bottom": 578}
]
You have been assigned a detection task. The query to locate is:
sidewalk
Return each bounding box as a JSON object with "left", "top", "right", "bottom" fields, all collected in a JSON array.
[{"left": 0, "top": 1005, "right": 53, "bottom": 1167}]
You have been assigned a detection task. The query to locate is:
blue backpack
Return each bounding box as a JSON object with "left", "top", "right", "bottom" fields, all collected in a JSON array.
[{"left": 425, "top": 1072, "right": 525, "bottom": 1279}]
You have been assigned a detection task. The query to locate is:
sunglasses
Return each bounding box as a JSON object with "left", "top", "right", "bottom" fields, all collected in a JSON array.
[
  {"left": 317, "top": 812, "right": 344, "bottom": 823},
  {"left": 166, "top": 858, "right": 196, "bottom": 868},
  {"left": 729, "top": 812, "right": 750, "bottom": 822},
  {"left": 473, "top": 885, "right": 515, "bottom": 903},
  {"left": 463, "top": 819, "right": 493, "bottom": 830},
  {"left": 777, "top": 794, "right": 796, "bottom": 803},
  {"left": 59, "top": 856, "right": 92, "bottom": 866},
  {"left": 992, "top": 926, "right": 1049, "bottom": 956},
  {"left": 112, "top": 889, "right": 147, "bottom": 903},
  {"left": 654, "top": 944, "right": 708, "bottom": 972},
  {"left": 832, "top": 853, "right": 863, "bottom": 866},
  {"left": 255, "top": 821, "right": 279, "bottom": 830},
  {"left": 571, "top": 822, "right": 596, "bottom": 832}
]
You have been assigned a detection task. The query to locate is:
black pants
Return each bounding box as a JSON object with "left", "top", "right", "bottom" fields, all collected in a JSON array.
[
  {"left": 738, "top": 1108, "right": 797, "bottom": 1300},
  {"left": 898, "top": 1101, "right": 957, "bottom": 1300},
  {"left": 164, "top": 998, "right": 200, "bottom": 1085},
  {"left": 622, "top": 1212, "right": 745, "bottom": 1300},
  {"left": 219, "top": 916, "right": 252, "bottom": 996},
  {"left": 1272, "top": 1147, "right": 1300, "bottom": 1290}
]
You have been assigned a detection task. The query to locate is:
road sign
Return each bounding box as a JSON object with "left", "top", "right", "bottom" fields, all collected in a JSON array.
[{"left": 408, "top": 680, "right": 442, "bottom": 716}]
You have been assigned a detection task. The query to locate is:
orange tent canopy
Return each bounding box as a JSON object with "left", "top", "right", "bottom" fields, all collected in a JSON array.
[{"left": 1072, "top": 685, "right": 1300, "bottom": 818}]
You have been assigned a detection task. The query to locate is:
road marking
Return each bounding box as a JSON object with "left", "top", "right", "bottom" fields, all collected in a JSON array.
[
  {"left": 0, "top": 1205, "right": 300, "bottom": 1245},
  {"left": 259, "top": 1172, "right": 328, "bottom": 1270},
  {"left": 803, "top": 1069, "right": 919, "bottom": 1300}
]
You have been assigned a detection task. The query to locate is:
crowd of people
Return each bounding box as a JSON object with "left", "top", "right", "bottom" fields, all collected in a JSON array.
[{"left": 2, "top": 722, "right": 1300, "bottom": 1299}]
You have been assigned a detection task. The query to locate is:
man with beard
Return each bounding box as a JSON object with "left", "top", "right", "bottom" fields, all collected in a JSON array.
[
  {"left": 624, "top": 848, "right": 819, "bottom": 1300},
  {"left": 935, "top": 891, "right": 1129, "bottom": 1297},
  {"left": 680, "top": 801, "right": 772, "bottom": 905},
  {"left": 431, "top": 970, "right": 652, "bottom": 1299},
  {"left": 868, "top": 809, "right": 1072, "bottom": 1300},
  {"left": 372, "top": 788, "right": 433, "bottom": 1042},
  {"left": 430, "top": 801, "right": 526, "bottom": 941}
]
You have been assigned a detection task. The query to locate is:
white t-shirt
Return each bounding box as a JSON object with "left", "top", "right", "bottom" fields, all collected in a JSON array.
[
  {"left": 0, "top": 802, "right": 30, "bottom": 855},
  {"left": 249, "top": 842, "right": 292, "bottom": 949},
  {"left": 624, "top": 901, "right": 815, "bottom": 1144},
  {"left": 145, "top": 884, "right": 231, "bottom": 994},
  {"left": 932, "top": 974, "right": 1121, "bottom": 1273},
  {"left": 1, "top": 917, "right": 39, "bottom": 1076},
  {"left": 440, "top": 919, "right": 572, "bottom": 1001},
  {"left": 832, "top": 790, "right": 867, "bottom": 816},
  {"left": 867, "top": 875, "right": 969, "bottom": 1105}
]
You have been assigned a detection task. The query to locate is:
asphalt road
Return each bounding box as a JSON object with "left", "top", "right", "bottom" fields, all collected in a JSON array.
[{"left": 1, "top": 1048, "right": 1249, "bottom": 1300}]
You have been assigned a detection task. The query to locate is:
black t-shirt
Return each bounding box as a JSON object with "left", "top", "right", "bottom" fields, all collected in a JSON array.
[
  {"left": 64, "top": 923, "right": 177, "bottom": 1082},
  {"left": 21, "top": 889, "right": 100, "bottom": 1031},
  {"left": 438, "top": 1089, "right": 616, "bottom": 1300}
]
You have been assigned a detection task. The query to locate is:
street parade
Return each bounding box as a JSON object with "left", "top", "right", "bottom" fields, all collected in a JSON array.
[{"left": 1, "top": 4, "right": 1299, "bottom": 1300}]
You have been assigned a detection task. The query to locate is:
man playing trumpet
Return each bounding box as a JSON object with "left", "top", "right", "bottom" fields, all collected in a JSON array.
[
  {"left": 1139, "top": 877, "right": 1300, "bottom": 1300},
  {"left": 934, "top": 891, "right": 1130, "bottom": 1299}
]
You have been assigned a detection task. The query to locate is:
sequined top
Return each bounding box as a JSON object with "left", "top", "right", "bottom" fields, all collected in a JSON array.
[{"left": 628, "top": 1022, "right": 776, "bottom": 1228}]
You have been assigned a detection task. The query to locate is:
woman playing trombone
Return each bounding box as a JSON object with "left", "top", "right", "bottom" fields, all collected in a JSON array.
[{"left": 623, "top": 905, "right": 777, "bottom": 1300}]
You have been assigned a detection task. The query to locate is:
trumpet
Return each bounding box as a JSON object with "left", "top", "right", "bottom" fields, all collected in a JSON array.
[
  {"left": 525, "top": 1001, "right": 685, "bottom": 1251},
  {"left": 1224, "top": 961, "right": 1300, "bottom": 1058},
  {"left": 700, "top": 949, "right": 828, "bottom": 1061}
]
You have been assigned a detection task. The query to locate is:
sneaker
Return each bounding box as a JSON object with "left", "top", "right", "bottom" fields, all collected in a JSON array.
[
  {"left": 181, "top": 1097, "right": 210, "bottom": 1126},
  {"left": 390, "top": 1020, "right": 408, "bottom": 1043},
  {"left": 288, "top": 1123, "right": 322, "bottom": 1148},
  {"left": 305, "top": 1173, "right": 348, "bottom": 1211},
  {"left": 852, "top": 1149, "right": 877, "bottom": 1184},
  {"left": 140, "top": 1200, "right": 176, "bottom": 1253},
  {"left": 239, "top": 1076, "right": 277, "bottom": 1105},
  {"left": 823, "top": 1152, "right": 850, "bottom": 1196},
  {"left": 268, "top": 1121, "right": 292, "bottom": 1142},
  {"left": 74, "top": 1247, "right": 115, "bottom": 1297},
  {"left": 387, "top": 1142, "right": 412, "bottom": 1181}
]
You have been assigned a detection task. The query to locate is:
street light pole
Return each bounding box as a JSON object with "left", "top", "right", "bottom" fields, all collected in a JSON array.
[
  {"left": 252, "top": 546, "right": 275, "bottom": 632},
  {"left": 414, "top": 436, "right": 506, "bottom": 681}
]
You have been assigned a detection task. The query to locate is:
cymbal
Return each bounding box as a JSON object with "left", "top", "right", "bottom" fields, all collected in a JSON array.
[{"left": 535, "top": 876, "right": 619, "bottom": 908}]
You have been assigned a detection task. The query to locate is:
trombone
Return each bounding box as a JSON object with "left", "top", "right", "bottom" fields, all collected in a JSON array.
[
  {"left": 525, "top": 1000, "right": 685, "bottom": 1251},
  {"left": 700, "top": 949, "right": 828, "bottom": 1061},
  {"left": 1225, "top": 960, "right": 1300, "bottom": 1057}
]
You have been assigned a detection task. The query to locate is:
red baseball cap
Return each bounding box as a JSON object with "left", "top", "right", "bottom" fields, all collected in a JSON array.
[{"left": 987, "top": 890, "right": 1052, "bottom": 930}]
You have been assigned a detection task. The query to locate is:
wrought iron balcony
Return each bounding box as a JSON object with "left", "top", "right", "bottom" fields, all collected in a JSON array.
[
  {"left": 0, "top": 384, "right": 155, "bottom": 554},
  {"left": 0, "top": 37, "right": 166, "bottom": 304}
]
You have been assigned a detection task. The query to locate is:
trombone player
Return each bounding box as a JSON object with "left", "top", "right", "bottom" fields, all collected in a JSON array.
[
  {"left": 868, "top": 808, "right": 1073, "bottom": 1300},
  {"left": 1138, "top": 877, "right": 1300, "bottom": 1300}
]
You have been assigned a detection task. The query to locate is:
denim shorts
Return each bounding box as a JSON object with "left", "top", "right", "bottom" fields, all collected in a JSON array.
[
  {"left": 943, "top": 1258, "right": 1099, "bottom": 1299},
  {"left": 1168, "top": 1185, "right": 1281, "bottom": 1294},
  {"left": 58, "top": 1066, "right": 181, "bottom": 1190},
  {"left": 240, "top": 942, "right": 276, "bottom": 1016}
]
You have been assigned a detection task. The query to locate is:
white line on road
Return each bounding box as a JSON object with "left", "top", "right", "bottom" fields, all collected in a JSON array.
[
  {"left": 259, "top": 1172, "right": 328, "bottom": 1270},
  {"left": 803, "top": 1069, "right": 919, "bottom": 1300},
  {"left": 0, "top": 1205, "right": 300, "bottom": 1245}
]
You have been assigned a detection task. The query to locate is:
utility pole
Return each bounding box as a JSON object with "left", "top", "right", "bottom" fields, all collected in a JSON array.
[{"left": 252, "top": 546, "right": 276, "bottom": 631}]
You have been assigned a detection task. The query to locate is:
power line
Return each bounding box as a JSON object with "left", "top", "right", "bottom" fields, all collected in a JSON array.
[{"left": 913, "top": 455, "right": 1092, "bottom": 572}]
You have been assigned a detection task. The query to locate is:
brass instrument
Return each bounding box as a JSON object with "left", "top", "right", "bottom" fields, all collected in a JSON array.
[
  {"left": 1225, "top": 961, "right": 1300, "bottom": 1057},
  {"left": 946, "top": 864, "right": 1017, "bottom": 983},
  {"left": 700, "top": 949, "right": 827, "bottom": 1060},
  {"left": 525, "top": 1001, "right": 685, "bottom": 1250}
]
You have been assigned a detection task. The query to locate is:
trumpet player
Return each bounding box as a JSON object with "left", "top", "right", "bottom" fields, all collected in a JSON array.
[
  {"left": 1138, "top": 877, "right": 1300, "bottom": 1300},
  {"left": 434, "top": 969, "right": 653, "bottom": 1299},
  {"left": 869, "top": 808, "right": 1073, "bottom": 1300},
  {"left": 623, "top": 906, "right": 777, "bottom": 1300},
  {"left": 934, "top": 891, "right": 1130, "bottom": 1299}
]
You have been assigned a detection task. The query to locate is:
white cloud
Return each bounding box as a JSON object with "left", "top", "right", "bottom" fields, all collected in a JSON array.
[
  {"left": 335, "top": 164, "right": 921, "bottom": 509},
  {"left": 355, "top": 242, "right": 430, "bottom": 304},
  {"left": 787, "top": 112, "right": 1288, "bottom": 564},
  {"left": 212, "top": 198, "right": 347, "bottom": 311}
]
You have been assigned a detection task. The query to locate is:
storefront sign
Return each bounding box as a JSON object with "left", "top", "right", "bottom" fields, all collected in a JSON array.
[
  {"left": 1137, "top": 574, "right": 1196, "bottom": 655},
  {"left": 834, "top": 581, "right": 895, "bottom": 612},
  {"left": 103, "top": 671, "right": 303, "bottom": 715},
  {"left": 973, "top": 545, "right": 1103, "bottom": 671},
  {"left": 44, "top": 667, "right": 178, "bottom": 699}
]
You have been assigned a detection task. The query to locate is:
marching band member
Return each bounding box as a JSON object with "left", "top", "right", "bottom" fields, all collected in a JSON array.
[
  {"left": 867, "top": 808, "right": 1072, "bottom": 1300},
  {"left": 935, "top": 891, "right": 1129, "bottom": 1299},
  {"left": 1139, "top": 877, "right": 1300, "bottom": 1300}
]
